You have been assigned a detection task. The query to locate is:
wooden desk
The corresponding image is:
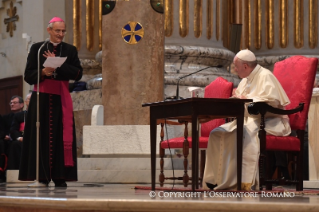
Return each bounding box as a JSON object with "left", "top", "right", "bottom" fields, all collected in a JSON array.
[{"left": 143, "top": 98, "right": 252, "bottom": 191}]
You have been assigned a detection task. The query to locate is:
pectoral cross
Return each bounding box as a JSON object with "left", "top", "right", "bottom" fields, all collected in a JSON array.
[
  {"left": 52, "top": 72, "right": 58, "bottom": 78},
  {"left": 4, "top": 1, "right": 19, "bottom": 37}
]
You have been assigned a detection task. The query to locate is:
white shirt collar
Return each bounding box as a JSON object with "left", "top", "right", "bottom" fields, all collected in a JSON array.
[{"left": 50, "top": 41, "right": 60, "bottom": 46}]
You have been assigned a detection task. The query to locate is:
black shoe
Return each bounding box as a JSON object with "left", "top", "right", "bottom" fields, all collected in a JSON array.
[
  {"left": 206, "top": 182, "right": 217, "bottom": 190},
  {"left": 55, "top": 182, "right": 67, "bottom": 188}
]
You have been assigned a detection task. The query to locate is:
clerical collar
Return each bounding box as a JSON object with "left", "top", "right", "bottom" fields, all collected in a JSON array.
[
  {"left": 50, "top": 41, "right": 61, "bottom": 46},
  {"left": 46, "top": 42, "right": 63, "bottom": 57},
  {"left": 246, "top": 64, "right": 261, "bottom": 83}
]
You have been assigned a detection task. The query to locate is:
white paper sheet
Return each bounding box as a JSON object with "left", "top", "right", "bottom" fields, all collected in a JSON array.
[{"left": 43, "top": 57, "right": 67, "bottom": 69}]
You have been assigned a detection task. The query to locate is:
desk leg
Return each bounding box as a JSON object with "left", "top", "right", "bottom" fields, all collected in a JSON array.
[
  {"left": 150, "top": 118, "right": 157, "bottom": 191},
  {"left": 192, "top": 116, "right": 199, "bottom": 191},
  {"left": 237, "top": 114, "right": 244, "bottom": 191}
]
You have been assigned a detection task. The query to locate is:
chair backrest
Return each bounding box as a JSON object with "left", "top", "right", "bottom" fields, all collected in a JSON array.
[
  {"left": 201, "top": 77, "right": 233, "bottom": 137},
  {"left": 273, "top": 56, "right": 318, "bottom": 130}
]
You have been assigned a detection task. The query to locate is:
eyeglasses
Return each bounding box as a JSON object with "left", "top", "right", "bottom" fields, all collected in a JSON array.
[
  {"left": 9, "top": 101, "right": 20, "bottom": 105},
  {"left": 51, "top": 28, "right": 67, "bottom": 35}
]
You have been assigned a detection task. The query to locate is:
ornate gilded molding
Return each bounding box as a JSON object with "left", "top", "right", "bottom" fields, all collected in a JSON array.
[
  {"left": 234, "top": 0, "right": 242, "bottom": 24},
  {"left": 86, "top": 0, "right": 94, "bottom": 51},
  {"left": 222, "top": 0, "right": 229, "bottom": 48},
  {"left": 243, "top": 0, "right": 251, "bottom": 49},
  {"left": 279, "top": 0, "right": 288, "bottom": 48},
  {"left": 254, "top": 0, "right": 262, "bottom": 50},
  {"left": 164, "top": 0, "right": 173, "bottom": 37},
  {"left": 206, "top": 0, "right": 213, "bottom": 40},
  {"left": 294, "top": 0, "right": 304, "bottom": 49},
  {"left": 309, "top": 0, "right": 317, "bottom": 49},
  {"left": 194, "top": 0, "right": 202, "bottom": 38},
  {"left": 216, "top": 0, "right": 220, "bottom": 41},
  {"left": 73, "top": 0, "right": 82, "bottom": 50},
  {"left": 4, "top": 1, "right": 19, "bottom": 37},
  {"left": 179, "top": 0, "right": 189, "bottom": 38},
  {"left": 266, "top": 0, "right": 274, "bottom": 49}
]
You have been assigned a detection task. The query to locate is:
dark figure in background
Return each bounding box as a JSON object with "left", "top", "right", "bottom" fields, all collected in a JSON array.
[
  {"left": 19, "top": 16, "right": 83, "bottom": 187},
  {"left": 0, "top": 96, "right": 24, "bottom": 181},
  {"left": 2, "top": 96, "right": 24, "bottom": 140},
  {"left": 8, "top": 93, "right": 32, "bottom": 170},
  {"left": 0, "top": 115, "right": 4, "bottom": 176},
  {"left": 0, "top": 115, "right": 5, "bottom": 148}
]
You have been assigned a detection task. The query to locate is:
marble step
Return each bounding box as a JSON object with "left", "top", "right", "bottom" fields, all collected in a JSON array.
[
  {"left": 77, "top": 158, "right": 186, "bottom": 170},
  {"left": 7, "top": 169, "right": 190, "bottom": 183},
  {"left": 6, "top": 157, "right": 192, "bottom": 183}
]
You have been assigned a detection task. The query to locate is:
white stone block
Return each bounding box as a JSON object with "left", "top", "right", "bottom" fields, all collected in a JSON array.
[
  {"left": 91, "top": 105, "right": 104, "bottom": 125},
  {"left": 83, "top": 125, "right": 162, "bottom": 156},
  {"left": 77, "top": 158, "right": 184, "bottom": 170},
  {"left": 77, "top": 170, "right": 186, "bottom": 183}
]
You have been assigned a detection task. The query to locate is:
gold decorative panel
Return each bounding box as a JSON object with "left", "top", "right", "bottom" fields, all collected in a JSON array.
[
  {"left": 309, "top": 0, "right": 317, "bottom": 49},
  {"left": 194, "top": 0, "right": 202, "bottom": 38},
  {"left": 222, "top": 0, "right": 229, "bottom": 48},
  {"left": 216, "top": 0, "right": 220, "bottom": 41},
  {"left": 243, "top": 0, "right": 251, "bottom": 49},
  {"left": 86, "top": 0, "right": 94, "bottom": 51},
  {"left": 179, "top": 0, "right": 189, "bottom": 37},
  {"left": 266, "top": 0, "right": 274, "bottom": 49},
  {"left": 279, "top": 0, "right": 288, "bottom": 48},
  {"left": 73, "top": 0, "right": 81, "bottom": 50},
  {"left": 254, "top": 0, "right": 262, "bottom": 50},
  {"left": 233, "top": 0, "right": 242, "bottom": 24},
  {"left": 164, "top": 0, "right": 173, "bottom": 37},
  {"left": 294, "top": 0, "right": 304, "bottom": 49},
  {"left": 206, "top": 0, "right": 213, "bottom": 39}
]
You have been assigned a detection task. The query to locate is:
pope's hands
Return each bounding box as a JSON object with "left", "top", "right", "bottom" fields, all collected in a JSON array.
[{"left": 231, "top": 94, "right": 247, "bottom": 99}]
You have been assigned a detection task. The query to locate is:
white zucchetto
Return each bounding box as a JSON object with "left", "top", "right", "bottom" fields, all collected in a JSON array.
[{"left": 236, "top": 49, "right": 256, "bottom": 62}]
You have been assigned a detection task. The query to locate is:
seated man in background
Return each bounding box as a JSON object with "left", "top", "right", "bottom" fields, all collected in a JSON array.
[
  {"left": 0, "top": 115, "right": 4, "bottom": 149},
  {"left": 8, "top": 93, "right": 32, "bottom": 170},
  {"left": 0, "top": 96, "right": 24, "bottom": 181},
  {"left": 203, "top": 49, "right": 291, "bottom": 191}
]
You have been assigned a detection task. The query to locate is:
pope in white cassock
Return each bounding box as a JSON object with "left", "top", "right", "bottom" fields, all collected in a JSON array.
[{"left": 203, "top": 49, "right": 291, "bottom": 191}]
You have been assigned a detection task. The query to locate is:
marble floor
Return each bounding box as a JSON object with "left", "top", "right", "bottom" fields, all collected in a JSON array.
[{"left": 0, "top": 182, "right": 318, "bottom": 212}]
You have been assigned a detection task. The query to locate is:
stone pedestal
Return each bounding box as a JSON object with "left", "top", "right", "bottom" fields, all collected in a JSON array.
[
  {"left": 102, "top": 1, "right": 164, "bottom": 125},
  {"left": 304, "top": 89, "right": 319, "bottom": 188}
]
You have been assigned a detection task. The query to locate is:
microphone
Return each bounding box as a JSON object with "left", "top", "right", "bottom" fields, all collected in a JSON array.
[{"left": 165, "top": 65, "right": 222, "bottom": 101}]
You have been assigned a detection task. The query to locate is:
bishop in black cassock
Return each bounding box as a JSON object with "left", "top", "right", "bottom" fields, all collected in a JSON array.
[{"left": 19, "top": 16, "right": 83, "bottom": 187}]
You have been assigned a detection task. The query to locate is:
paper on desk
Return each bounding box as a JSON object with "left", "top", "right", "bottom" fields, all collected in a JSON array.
[{"left": 43, "top": 57, "right": 67, "bottom": 69}]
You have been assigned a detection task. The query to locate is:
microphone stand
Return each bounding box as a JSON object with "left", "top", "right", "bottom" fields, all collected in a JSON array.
[
  {"left": 175, "top": 66, "right": 210, "bottom": 100},
  {"left": 165, "top": 65, "right": 222, "bottom": 101},
  {"left": 29, "top": 39, "right": 49, "bottom": 187}
]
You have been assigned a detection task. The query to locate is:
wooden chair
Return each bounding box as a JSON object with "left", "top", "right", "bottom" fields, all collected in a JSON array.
[
  {"left": 248, "top": 55, "right": 318, "bottom": 191},
  {"left": 159, "top": 77, "right": 233, "bottom": 187}
]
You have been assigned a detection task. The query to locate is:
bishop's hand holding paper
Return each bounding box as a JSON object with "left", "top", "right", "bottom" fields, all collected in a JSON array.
[{"left": 20, "top": 16, "right": 83, "bottom": 187}]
